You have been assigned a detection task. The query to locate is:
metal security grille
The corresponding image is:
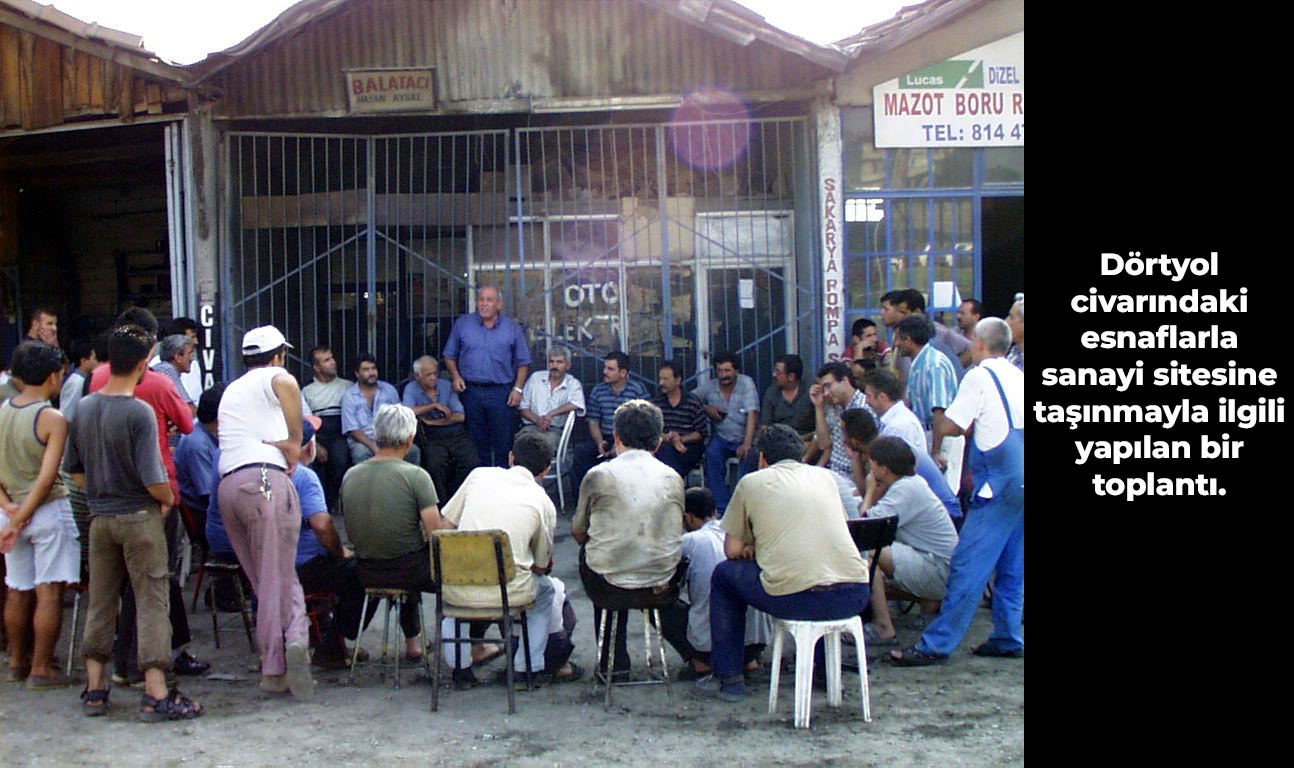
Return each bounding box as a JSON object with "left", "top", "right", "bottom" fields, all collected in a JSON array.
[
  {"left": 225, "top": 131, "right": 509, "bottom": 382},
  {"left": 511, "top": 118, "right": 811, "bottom": 393}
]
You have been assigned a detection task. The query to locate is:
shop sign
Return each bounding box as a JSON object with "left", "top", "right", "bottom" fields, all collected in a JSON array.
[
  {"left": 873, "top": 32, "right": 1023, "bottom": 148},
  {"left": 199, "top": 303, "right": 219, "bottom": 389},
  {"left": 345, "top": 68, "right": 436, "bottom": 114}
]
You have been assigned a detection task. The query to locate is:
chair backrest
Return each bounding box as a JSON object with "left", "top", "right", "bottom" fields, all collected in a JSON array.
[
  {"left": 847, "top": 515, "right": 898, "bottom": 582},
  {"left": 554, "top": 413, "right": 577, "bottom": 469},
  {"left": 431, "top": 529, "right": 516, "bottom": 588},
  {"left": 847, "top": 516, "right": 898, "bottom": 553}
]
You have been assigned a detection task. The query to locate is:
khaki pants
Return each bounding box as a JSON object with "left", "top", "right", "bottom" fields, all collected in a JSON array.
[{"left": 81, "top": 509, "right": 172, "bottom": 672}]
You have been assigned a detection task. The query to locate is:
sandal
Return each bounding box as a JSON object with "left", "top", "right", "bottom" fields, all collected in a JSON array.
[
  {"left": 81, "top": 687, "right": 111, "bottom": 716},
  {"left": 139, "top": 687, "right": 204, "bottom": 722},
  {"left": 889, "top": 646, "right": 948, "bottom": 667},
  {"left": 971, "top": 642, "right": 1023, "bottom": 659},
  {"left": 546, "top": 662, "right": 584, "bottom": 684}
]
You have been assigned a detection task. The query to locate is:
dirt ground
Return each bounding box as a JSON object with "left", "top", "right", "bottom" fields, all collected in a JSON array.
[{"left": 0, "top": 514, "right": 1023, "bottom": 767}]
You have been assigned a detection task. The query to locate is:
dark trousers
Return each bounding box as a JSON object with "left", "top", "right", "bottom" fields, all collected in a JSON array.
[
  {"left": 568, "top": 436, "right": 611, "bottom": 500},
  {"left": 354, "top": 548, "right": 438, "bottom": 639},
  {"left": 296, "top": 554, "right": 371, "bottom": 652},
  {"left": 460, "top": 383, "right": 516, "bottom": 468},
  {"left": 710, "top": 559, "right": 869, "bottom": 682},
  {"left": 659, "top": 598, "right": 762, "bottom": 667},
  {"left": 655, "top": 443, "right": 704, "bottom": 479},
  {"left": 579, "top": 549, "right": 683, "bottom": 673},
  {"left": 315, "top": 416, "right": 352, "bottom": 512},
  {"left": 419, "top": 426, "right": 480, "bottom": 503}
]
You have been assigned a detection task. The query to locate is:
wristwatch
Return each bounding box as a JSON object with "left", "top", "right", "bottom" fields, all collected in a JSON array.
[{"left": 513, "top": 386, "right": 524, "bottom": 394}]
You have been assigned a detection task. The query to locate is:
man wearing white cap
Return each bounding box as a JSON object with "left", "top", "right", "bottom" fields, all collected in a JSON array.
[{"left": 216, "top": 326, "right": 314, "bottom": 701}]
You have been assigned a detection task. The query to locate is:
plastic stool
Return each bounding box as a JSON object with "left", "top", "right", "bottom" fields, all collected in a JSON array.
[{"left": 767, "top": 616, "right": 870, "bottom": 729}]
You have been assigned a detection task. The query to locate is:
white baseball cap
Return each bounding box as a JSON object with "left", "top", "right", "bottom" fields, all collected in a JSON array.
[{"left": 241, "top": 325, "right": 293, "bottom": 355}]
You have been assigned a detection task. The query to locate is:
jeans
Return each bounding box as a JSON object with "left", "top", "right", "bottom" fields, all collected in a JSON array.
[
  {"left": 704, "top": 437, "right": 757, "bottom": 514},
  {"left": 709, "top": 558, "right": 869, "bottom": 682},
  {"left": 916, "top": 494, "right": 1024, "bottom": 656},
  {"left": 349, "top": 441, "right": 421, "bottom": 468},
  {"left": 460, "top": 383, "right": 517, "bottom": 468}
]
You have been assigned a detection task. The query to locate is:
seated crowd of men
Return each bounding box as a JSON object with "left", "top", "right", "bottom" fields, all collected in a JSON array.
[{"left": 0, "top": 284, "right": 1023, "bottom": 721}]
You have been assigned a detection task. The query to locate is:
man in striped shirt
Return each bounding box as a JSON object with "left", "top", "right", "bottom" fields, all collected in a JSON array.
[
  {"left": 651, "top": 361, "right": 708, "bottom": 479},
  {"left": 894, "top": 314, "right": 963, "bottom": 495}
]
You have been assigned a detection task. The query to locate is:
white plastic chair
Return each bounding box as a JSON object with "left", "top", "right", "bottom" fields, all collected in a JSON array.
[
  {"left": 767, "top": 615, "right": 870, "bottom": 729},
  {"left": 541, "top": 415, "right": 577, "bottom": 510}
]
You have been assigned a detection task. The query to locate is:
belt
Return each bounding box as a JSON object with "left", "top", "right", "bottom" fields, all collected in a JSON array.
[
  {"left": 222, "top": 462, "right": 286, "bottom": 479},
  {"left": 808, "top": 582, "right": 856, "bottom": 592}
]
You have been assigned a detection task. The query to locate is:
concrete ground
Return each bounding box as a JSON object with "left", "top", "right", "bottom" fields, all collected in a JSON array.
[{"left": 0, "top": 512, "right": 1023, "bottom": 767}]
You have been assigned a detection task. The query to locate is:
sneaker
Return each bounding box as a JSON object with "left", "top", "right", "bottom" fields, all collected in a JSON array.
[
  {"left": 173, "top": 651, "right": 211, "bottom": 676},
  {"left": 693, "top": 674, "right": 746, "bottom": 702}
]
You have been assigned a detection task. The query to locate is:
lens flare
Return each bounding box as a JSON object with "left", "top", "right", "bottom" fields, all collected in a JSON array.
[{"left": 668, "top": 89, "right": 752, "bottom": 170}]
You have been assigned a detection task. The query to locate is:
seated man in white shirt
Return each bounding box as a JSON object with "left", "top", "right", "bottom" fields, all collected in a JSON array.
[
  {"left": 438, "top": 431, "right": 582, "bottom": 687},
  {"left": 517, "top": 345, "right": 585, "bottom": 453},
  {"left": 659, "top": 487, "right": 771, "bottom": 680},
  {"left": 862, "top": 367, "right": 928, "bottom": 460}
]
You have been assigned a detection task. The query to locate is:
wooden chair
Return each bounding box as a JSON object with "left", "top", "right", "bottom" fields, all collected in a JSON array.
[{"left": 430, "top": 529, "right": 535, "bottom": 714}]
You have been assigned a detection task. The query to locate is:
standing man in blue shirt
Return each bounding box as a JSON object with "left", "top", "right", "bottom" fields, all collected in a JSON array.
[
  {"left": 442, "top": 286, "right": 532, "bottom": 467},
  {"left": 693, "top": 353, "right": 760, "bottom": 515}
]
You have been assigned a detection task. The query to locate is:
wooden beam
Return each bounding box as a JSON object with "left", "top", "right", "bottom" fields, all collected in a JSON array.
[
  {"left": 239, "top": 191, "right": 510, "bottom": 229},
  {"left": 0, "top": 8, "right": 192, "bottom": 86}
]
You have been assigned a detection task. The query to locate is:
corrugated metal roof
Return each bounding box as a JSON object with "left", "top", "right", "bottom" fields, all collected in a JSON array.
[
  {"left": 833, "top": 0, "right": 996, "bottom": 60},
  {"left": 0, "top": 0, "right": 146, "bottom": 51},
  {"left": 188, "top": 0, "right": 841, "bottom": 118},
  {"left": 189, "top": 0, "right": 849, "bottom": 81}
]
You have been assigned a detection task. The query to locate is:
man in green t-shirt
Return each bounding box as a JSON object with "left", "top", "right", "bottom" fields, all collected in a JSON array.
[{"left": 341, "top": 404, "right": 499, "bottom": 668}]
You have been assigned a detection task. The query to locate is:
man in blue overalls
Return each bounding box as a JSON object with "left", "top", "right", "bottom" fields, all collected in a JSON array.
[{"left": 890, "top": 317, "right": 1024, "bottom": 665}]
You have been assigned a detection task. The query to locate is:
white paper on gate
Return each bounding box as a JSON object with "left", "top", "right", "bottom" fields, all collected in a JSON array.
[{"left": 933, "top": 281, "right": 960, "bottom": 309}]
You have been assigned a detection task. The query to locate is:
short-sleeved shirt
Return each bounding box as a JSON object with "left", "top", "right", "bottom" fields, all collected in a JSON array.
[
  {"left": 402, "top": 378, "right": 464, "bottom": 418},
  {"left": 826, "top": 390, "right": 870, "bottom": 479},
  {"left": 760, "top": 383, "right": 816, "bottom": 437},
  {"left": 572, "top": 449, "right": 683, "bottom": 589},
  {"left": 878, "top": 400, "right": 929, "bottom": 459},
  {"left": 866, "top": 474, "right": 958, "bottom": 562},
  {"left": 155, "top": 361, "right": 194, "bottom": 405},
  {"left": 906, "top": 343, "right": 959, "bottom": 430},
  {"left": 916, "top": 450, "right": 962, "bottom": 521},
  {"left": 519, "top": 371, "right": 585, "bottom": 428},
  {"left": 442, "top": 312, "right": 532, "bottom": 385},
  {"left": 302, "top": 377, "right": 351, "bottom": 420},
  {"left": 722, "top": 460, "right": 868, "bottom": 596},
  {"left": 651, "top": 390, "right": 708, "bottom": 439},
  {"left": 341, "top": 458, "right": 439, "bottom": 561},
  {"left": 693, "top": 374, "right": 760, "bottom": 444},
  {"left": 174, "top": 422, "right": 218, "bottom": 513},
  {"left": 341, "top": 380, "right": 402, "bottom": 443},
  {"left": 293, "top": 465, "right": 330, "bottom": 566},
  {"left": 90, "top": 364, "right": 193, "bottom": 485},
  {"left": 944, "top": 357, "right": 1025, "bottom": 452},
  {"left": 205, "top": 450, "right": 232, "bottom": 556},
  {"left": 63, "top": 393, "right": 168, "bottom": 516},
  {"left": 438, "top": 465, "right": 555, "bottom": 607},
  {"left": 59, "top": 370, "right": 87, "bottom": 422},
  {"left": 585, "top": 379, "right": 651, "bottom": 439}
]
